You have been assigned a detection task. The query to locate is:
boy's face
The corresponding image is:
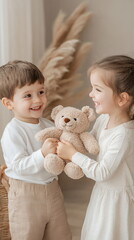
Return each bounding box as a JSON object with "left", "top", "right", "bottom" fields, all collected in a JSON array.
[{"left": 4, "top": 82, "right": 47, "bottom": 123}]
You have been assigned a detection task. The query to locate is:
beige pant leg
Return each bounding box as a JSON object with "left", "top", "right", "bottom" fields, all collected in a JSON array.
[
  {"left": 8, "top": 179, "right": 72, "bottom": 240},
  {"left": 8, "top": 179, "right": 48, "bottom": 240},
  {"left": 43, "top": 180, "right": 72, "bottom": 240}
]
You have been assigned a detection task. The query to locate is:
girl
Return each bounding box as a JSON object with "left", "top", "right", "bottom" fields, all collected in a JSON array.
[{"left": 57, "top": 55, "right": 134, "bottom": 240}]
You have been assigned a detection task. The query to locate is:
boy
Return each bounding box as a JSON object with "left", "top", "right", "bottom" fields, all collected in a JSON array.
[{"left": 0, "top": 60, "right": 72, "bottom": 240}]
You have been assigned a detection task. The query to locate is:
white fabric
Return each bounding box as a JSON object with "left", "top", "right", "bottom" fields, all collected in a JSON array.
[
  {"left": 0, "top": 104, "right": 13, "bottom": 164},
  {"left": 72, "top": 114, "right": 134, "bottom": 240},
  {"left": 1, "top": 117, "right": 57, "bottom": 184},
  {"left": 0, "top": 0, "right": 45, "bottom": 65}
]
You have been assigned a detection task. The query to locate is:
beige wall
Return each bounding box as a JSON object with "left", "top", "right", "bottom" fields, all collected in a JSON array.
[
  {"left": 45, "top": 0, "right": 134, "bottom": 107},
  {"left": 45, "top": 0, "right": 134, "bottom": 61}
]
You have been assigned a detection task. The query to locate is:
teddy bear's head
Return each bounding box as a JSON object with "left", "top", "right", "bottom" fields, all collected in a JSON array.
[{"left": 51, "top": 105, "right": 95, "bottom": 133}]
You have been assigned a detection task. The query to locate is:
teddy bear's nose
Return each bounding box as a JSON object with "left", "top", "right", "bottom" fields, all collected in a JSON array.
[{"left": 64, "top": 118, "right": 70, "bottom": 123}]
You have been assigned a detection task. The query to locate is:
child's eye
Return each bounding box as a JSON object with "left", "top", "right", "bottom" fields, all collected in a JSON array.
[
  {"left": 24, "top": 94, "right": 32, "bottom": 98},
  {"left": 39, "top": 90, "right": 45, "bottom": 95},
  {"left": 38, "top": 89, "right": 47, "bottom": 95},
  {"left": 96, "top": 88, "right": 102, "bottom": 92}
]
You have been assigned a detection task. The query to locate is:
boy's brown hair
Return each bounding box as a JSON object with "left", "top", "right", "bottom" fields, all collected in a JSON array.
[{"left": 0, "top": 60, "right": 45, "bottom": 100}]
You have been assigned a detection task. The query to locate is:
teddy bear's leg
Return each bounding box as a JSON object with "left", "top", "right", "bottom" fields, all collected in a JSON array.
[
  {"left": 44, "top": 153, "right": 65, "bottom": 175},
  {"left": 64, "top": 162, "right": 84, "bottom": 180}
]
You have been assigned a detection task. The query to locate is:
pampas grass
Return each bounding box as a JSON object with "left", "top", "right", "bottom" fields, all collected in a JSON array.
[{"left": 38, "top": 2, "right": 92, "bottom": 119}]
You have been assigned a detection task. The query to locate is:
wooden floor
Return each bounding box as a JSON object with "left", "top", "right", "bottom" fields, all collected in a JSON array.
[{"left": 59, "top": 174, "right": 95, "bottom": 240}]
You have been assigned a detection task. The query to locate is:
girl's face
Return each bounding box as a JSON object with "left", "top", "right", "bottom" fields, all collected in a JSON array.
[
  {"left": 89, "top": 68, "right": 118, "bottom": 115},
  {"left": 9, "top": 81, "right": 47, "bottom": 123}
]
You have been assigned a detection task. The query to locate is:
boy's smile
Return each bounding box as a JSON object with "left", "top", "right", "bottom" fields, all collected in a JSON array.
[{"left": 30, "top": 106, "right": 42, "bottom": 110}]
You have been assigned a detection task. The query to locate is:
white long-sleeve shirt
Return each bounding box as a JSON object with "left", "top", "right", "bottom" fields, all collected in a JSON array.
[
  {"left": 72, "top": 114, "right": 134, "bottom": 185},
  {"left": 1, "top": 118, "right": 57, "bottom": 184}
]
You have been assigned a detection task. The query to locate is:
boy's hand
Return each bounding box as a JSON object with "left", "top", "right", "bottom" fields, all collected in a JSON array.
[
  {"left": 41, "top": 138, "right": 59, "bottom": 157},
  {"left": 57, "top": 140, "right": 77, "bottom": 161}
]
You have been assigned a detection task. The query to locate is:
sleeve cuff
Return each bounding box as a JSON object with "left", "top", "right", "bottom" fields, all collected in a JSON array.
[{"left": 72, "top": 152, "right": 90, "bottom": 168}]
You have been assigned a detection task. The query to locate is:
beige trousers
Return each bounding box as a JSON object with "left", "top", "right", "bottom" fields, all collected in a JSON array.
[{"left": 8, "top": 179, "right": 72, "bottom": 240}]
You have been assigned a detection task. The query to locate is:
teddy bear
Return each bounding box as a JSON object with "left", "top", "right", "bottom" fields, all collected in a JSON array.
[{"left": 35, "top": 105, "right": 99, "bottom": 179}]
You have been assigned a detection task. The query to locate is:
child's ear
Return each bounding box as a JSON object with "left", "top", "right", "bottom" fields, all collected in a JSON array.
[
  {"left": 1, "top": 97, "right": 13, "bottom": 110},
  {"left": 118, "top": 92, "right": 130, "bottom": 107}
]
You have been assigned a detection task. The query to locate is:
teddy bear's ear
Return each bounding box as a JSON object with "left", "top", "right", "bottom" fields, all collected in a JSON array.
[
  {"left": 51, "top": 105, "right": 64, "bottom": 120},
  {"left": 82, "top": 106, "right": 96, "bottom": 121}
]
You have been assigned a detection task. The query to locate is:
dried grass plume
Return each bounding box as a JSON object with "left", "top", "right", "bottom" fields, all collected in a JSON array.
[{"left": 38, "top": 2, "right": 92, "bottom": 119}]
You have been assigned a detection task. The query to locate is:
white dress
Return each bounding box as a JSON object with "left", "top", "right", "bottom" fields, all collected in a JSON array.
[{"left": 72, "top": 114, "right": 134, "bottom": 240}]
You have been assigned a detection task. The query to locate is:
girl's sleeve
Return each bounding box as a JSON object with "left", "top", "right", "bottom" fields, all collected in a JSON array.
[
  {"left": 72, "top": 131, "right": 128, "bottom": 181},
  {"left": 1, "top": 127, "right": 44, "bottom": 176}
]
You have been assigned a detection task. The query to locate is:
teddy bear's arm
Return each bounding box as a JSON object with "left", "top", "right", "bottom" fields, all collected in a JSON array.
[
  {"left": 35, "top": 127, "right": 62, "bottom": 142},
  {"left": 80, "top": 132, "right": 99, "bottom": 155}
]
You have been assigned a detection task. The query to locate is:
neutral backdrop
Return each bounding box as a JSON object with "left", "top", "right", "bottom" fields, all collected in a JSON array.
[
  {"left": 1, "top": 0, "right": 134, "bottom": 161},
  {"left": 45, "top": 0, "right": 134, "bottom": 106}
]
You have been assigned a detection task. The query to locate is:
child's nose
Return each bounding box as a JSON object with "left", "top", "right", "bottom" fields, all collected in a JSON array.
[
  {"left": 89, "top": 90, "right": 93, "bottom": 98},
  {"left": 33, "top": 95, "right": 41, "bottom": 102}
]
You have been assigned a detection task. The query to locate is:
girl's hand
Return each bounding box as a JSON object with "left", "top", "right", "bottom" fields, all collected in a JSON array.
[
  {"left": 41, "top": 138, "right": 59, "bottom": 157},
  {"left": 57, "top": 140, "right": 77, "bottom": 161}
]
